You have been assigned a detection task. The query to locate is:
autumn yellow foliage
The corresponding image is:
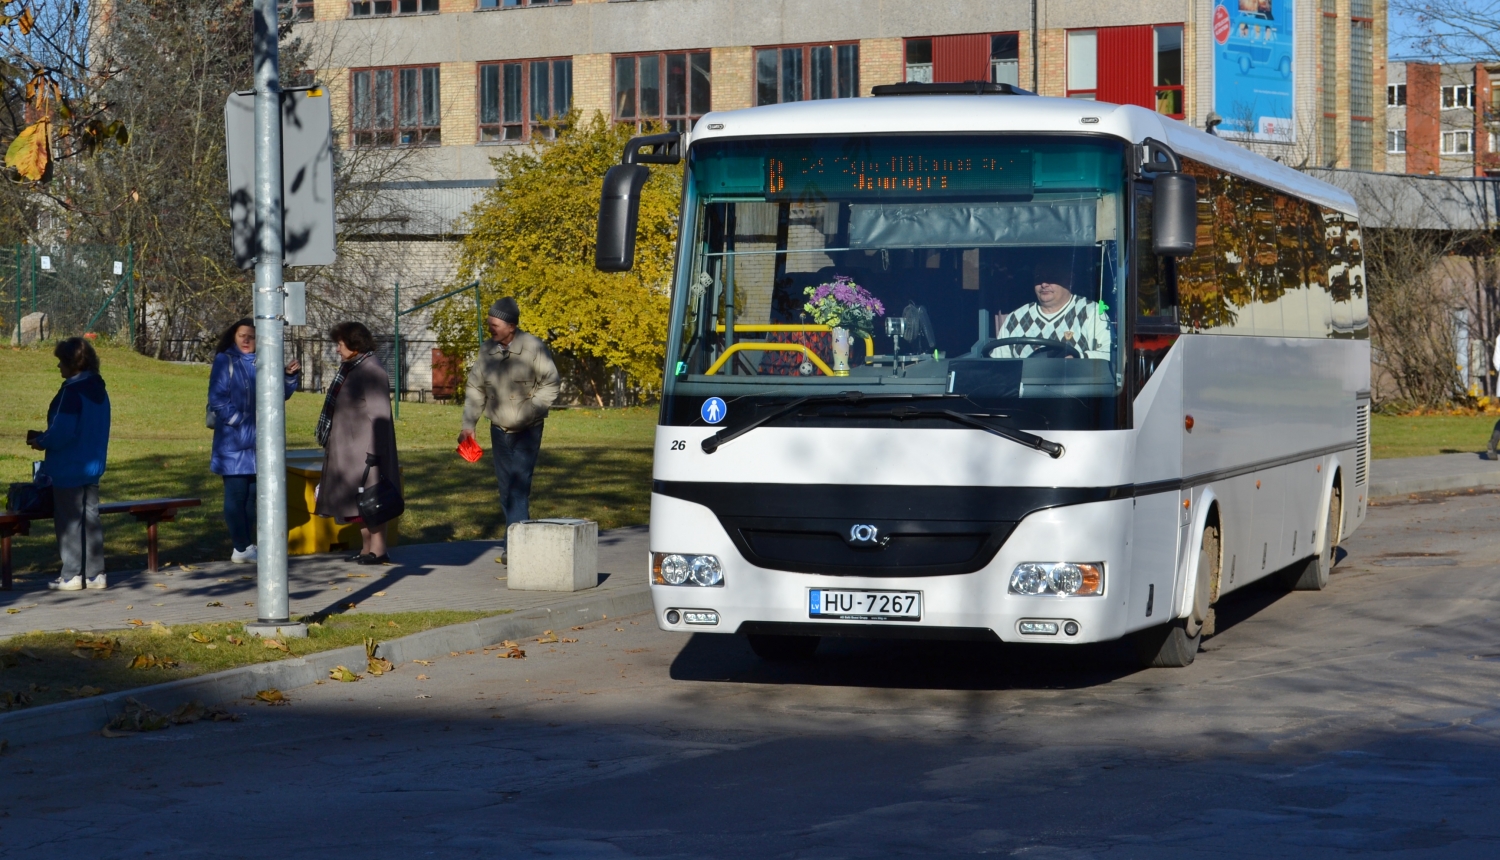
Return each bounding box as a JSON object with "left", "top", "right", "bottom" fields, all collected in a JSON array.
[{"left": 434, "top": 112, "right": 680, "bottom": 403}]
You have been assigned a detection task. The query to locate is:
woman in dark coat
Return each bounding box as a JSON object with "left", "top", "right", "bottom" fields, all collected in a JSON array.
[
  {"left": 208, "top": 318, "right": 300, "bottom": 564},
  {"left": 314, "top": 321, "right": 399, "bottom": 564}
]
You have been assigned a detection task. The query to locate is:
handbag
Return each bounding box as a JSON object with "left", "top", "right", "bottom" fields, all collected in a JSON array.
[
  {"left": 205, "top": 355, "right": 236, "bottom": 429},
  {"left": 356, "top": 453, "right": 405, "bottom": 527},
  {"left": 7, "top": 480, "right": 54, "bottom": 516}
]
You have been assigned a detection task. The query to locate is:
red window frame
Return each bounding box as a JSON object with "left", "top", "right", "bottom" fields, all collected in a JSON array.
[
  {"left": 903, "top": 34, "right": 1020, "bottom": 85},
  {"left": 477, "top": 58, "right": 573, "bottom": 143},
  {"left": 349, "top": 65, "right": 442, "bottom": 147},
  {"left": 613, "top": 51, "right": 711, "bottom": 133}
]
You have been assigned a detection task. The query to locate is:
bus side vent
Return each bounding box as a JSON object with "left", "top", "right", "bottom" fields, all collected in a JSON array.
[{"left": 1355, "top": 402, "right": 1370, "bottom": 486}]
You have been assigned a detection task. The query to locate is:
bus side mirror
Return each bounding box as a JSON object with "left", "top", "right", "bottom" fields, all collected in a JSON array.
[
  {"left": 595, "top": 163, "right": 650, "bottom": 272},
  {"left": 1152, "top": 172, "right": 1198, "bottom": 257},
  {"left": 596, "top": 133, "right": 682, "bottom": 273}
]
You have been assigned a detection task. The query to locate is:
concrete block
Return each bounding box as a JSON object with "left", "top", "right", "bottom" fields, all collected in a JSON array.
[{"left": 507, "top": 518, "right": 598, "bottom": 592}]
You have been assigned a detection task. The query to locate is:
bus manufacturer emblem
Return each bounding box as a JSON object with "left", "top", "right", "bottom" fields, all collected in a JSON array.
[{"left": 848, "top": 524, "right": 884, "bottom": 547}]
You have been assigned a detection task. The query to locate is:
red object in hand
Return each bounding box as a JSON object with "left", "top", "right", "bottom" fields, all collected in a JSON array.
[{"left": 457, "top": 436, "right": 483, "bottom": 463}]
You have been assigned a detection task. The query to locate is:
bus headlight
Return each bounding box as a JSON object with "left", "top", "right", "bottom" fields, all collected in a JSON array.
[
  {"left": 1009, "top": 562, "right": 1103, "bottom": 596},
  {"left": 653, "top": 553, "right": 725, "bottom": 587}
]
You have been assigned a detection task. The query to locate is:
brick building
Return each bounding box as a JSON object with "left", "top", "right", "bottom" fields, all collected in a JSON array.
[
  {"left": 1385, "top": 60, "right": 1500, "bottom": 177},
  {"left": 293, "top": 0, "right": 1386, "bottom": 394}
]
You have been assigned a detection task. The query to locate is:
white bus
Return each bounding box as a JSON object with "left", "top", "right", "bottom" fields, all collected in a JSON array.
[{"left": 596, "top": 82, "right": 1370, "bottom": 668}]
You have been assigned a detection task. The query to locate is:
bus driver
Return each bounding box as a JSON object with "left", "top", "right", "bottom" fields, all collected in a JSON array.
[{"left": 992, "top": 259, "right": 1112, "bottom": 360}]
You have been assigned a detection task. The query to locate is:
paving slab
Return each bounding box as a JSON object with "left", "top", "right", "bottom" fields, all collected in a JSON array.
[
  {"left": 0, "top": 526, "right": 649, "bottom": 636},
  {"left": 1370, "top": 452, "right": 1500, "bottom": 499}
]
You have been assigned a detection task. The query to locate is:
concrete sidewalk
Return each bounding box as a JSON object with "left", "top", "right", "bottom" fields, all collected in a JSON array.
[
  {"left": 1370, "top": 453, "right": 1500, "bottom": 499},
  {"left": 0, "top": 527, "right": 649, "bottom": 636}
]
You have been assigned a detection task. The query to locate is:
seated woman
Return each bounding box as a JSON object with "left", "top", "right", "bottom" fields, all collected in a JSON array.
[{"left": 992, "top": 258, "right": 1112, "bottom": 359}]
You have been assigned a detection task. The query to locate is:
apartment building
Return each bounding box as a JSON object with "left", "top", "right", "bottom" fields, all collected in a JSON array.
[
  {"left": 293, "top": 0, "right": 1385, "bottom": 391},
  {"left": 1385, "top": 60, "right": 1499, "bottom": 176}
]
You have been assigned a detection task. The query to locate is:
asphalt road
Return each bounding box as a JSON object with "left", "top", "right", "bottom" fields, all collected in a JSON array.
[{"left": 6, "top": 491, "right": 1500, "bottom": 858}]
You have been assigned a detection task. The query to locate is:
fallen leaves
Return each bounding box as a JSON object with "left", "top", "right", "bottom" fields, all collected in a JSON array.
[
  {"left": 0, "top": 689, "right": 33, "bottom": 709},
  {"left": 342, "top": 602, "right": 357, "bottom": 610},
  {"left": 499, "top": 647, "right": 526, "bottom": 659},
  {"left": 329, "top": 665, "right": 360, "bottom": 682},
  {"left": 413, "top": 659, "right": 433, "bottom": 666},
  {"left": 561, "top": 638, "right": 579, "bottom": 644},
  {"left": 225, "top": 635, "right": 244, "bottom": 646},
  {"left": 255, "top": 688, "right": 288, "bottom": 705},
  {"left": 128, "top": 654, "right": 179, "bottom": 670},
  {"left": 206, "top": 601, "right": 224, "bottom": 608},
  {"left": 416, "top": 674, "right": 429, "bottom": 680},
  {"left": 179, "top": 564, "right": 198, "bottom": 571},
  {"left": 261, "top": 638, "right": 290, "bottom": 653},
  {"left": 373, "top": 591, "right": 386, "bottom": 597},
  {"left": 535, "top": 630, "right": 559, "bottom": 644},
  {"left": 346, "top": 573, "right": 370, "bottom": 578},
  {"left": 387, "top": 621, "right": 399, "bottom": 628},
  {"left": 188, "top": 631, "right": 211, "bottom": 644},
  {"left": 4, "top": 608, "right": 20, "bottom": 615},
  {"left": 72, "top": 637, "right": 117, "bottom": 660},
  {"left": 126, "top": 619, "right": 145, "bottom": 627},
  {"left": 153, "top": 583, "right": 167, "bottom": 589},
  {"left": 148, "top": 621, "right": 172, "bottom": 636},
  {"left": 364, "top": 638, "right": 393, "bottom": 676},
  {"left": 65, "top": 685, "right": 102, "bottom": 699}
]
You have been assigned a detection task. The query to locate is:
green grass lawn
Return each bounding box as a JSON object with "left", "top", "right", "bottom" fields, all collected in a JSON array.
[
  {"left": 1370, "top": 412, "right": 1499, "bottom": 460},
  {"left": 0, "top": 610, "right": 501, "bottom": 709},
  {"left": 1, "top": 345, "right": 656, "bottom": 577}
]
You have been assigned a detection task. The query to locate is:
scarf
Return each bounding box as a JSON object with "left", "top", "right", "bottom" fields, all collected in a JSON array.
[{"left": 316, "top": 352, "right": 369, "bottom": 448}]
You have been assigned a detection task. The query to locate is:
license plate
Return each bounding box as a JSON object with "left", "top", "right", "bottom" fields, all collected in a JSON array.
[{"left": 808, "top": 589, "right": 922, "bottom": 622}]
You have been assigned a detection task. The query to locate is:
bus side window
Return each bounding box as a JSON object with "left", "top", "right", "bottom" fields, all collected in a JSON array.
[
  {"left": 1133, "top": 186, "right": 1179, "bottom": 330},
  {"left": 1133, "top": 184, "right": 1180, "bottom": 394}
]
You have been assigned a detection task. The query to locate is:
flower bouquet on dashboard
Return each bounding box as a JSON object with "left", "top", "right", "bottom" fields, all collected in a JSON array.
[{"left": 803, "top": 276, "right": 885, "bottom": 376}]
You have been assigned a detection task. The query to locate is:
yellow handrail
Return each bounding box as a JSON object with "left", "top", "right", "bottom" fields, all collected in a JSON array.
[
  {"left": 714, "top": 324, "right": 875, "bottom": 357},
  {"left": 703, "top": 343, "right": 836, "bottom": 377}
]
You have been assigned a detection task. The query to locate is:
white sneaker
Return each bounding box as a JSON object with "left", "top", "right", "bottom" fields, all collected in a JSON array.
[
  {"left": 230, "top": 545, "right": 259, "bottom": 564},
  {"left": 85, "top": 574, "right": 108, "bottom": 590},
  {"left": 47, "top": 575, "right": 83, "bottom": 591}
]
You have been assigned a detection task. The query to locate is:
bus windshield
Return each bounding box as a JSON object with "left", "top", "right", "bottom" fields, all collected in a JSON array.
[
  {"left": 663, "top": 134, "right": 1131, "bottom": 431},
  {"left": 663, "top": 135, "right": 1128, "bottom": 429}
]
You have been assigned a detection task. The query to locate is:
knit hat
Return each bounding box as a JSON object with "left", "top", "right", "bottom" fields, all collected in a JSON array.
[{"left": 488, "top": 297, "right": 520, "bottom": 325}]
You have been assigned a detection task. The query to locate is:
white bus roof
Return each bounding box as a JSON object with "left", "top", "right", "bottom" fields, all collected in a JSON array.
[{"left": 691, "top": 96, "right": 1360, "bottom": 218}]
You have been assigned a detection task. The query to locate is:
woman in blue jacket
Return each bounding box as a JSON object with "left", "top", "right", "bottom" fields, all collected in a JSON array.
[
  {"left": 26, "top": 338, "right": 111, "bottom": 591},
  {"left": 209, "top": 318, "right": 300, "bottom": 564}
]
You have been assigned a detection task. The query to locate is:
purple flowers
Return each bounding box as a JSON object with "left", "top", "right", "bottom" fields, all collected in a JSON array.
[{"left": 803, "top": 276, "right": 885, "bottom": 338}]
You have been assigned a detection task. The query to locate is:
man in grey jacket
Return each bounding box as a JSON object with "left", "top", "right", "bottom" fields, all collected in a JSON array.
[{"left": 459, "top": 297, "right": 562, "bottom": 536}]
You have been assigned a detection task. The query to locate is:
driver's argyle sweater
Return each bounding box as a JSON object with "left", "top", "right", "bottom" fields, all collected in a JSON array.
[{"left": 992, "top": 295, "right": 1112, "bottom": 359}]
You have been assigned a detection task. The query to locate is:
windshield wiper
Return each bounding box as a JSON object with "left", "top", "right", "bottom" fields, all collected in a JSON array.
[
  {"left": 700, "top": 392, "right": 957, "bottom": 454},
  {"left": 838, "top": 406, "right": 1065, "bottom": 459}
]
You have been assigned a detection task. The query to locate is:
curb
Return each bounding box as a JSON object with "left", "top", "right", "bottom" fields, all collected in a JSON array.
[{"left": 0, "top": 584, "right": 652, "bottom": 750}]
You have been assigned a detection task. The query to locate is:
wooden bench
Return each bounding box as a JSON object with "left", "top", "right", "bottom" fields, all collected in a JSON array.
[{"left": 1, "top": 497, "right": 201, "bottom": 589}]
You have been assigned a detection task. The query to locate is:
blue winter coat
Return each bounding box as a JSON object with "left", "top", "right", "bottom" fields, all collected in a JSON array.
[
  {"left": 37, "top": 371, "right": 111, "bottom": 489},
  {"left": 209, "top": 349, "right": 299, "bottom": 476}
]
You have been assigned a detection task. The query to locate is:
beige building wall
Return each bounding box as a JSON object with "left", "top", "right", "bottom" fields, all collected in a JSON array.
[
  {"left": 572, "top": 53, "right": 613, "bottom": 123},
  {"left": 711, "top": 46, "right": 754, "bottom": 111},
  {"left": 859, "top": 38, "right": 903, "bottom": 95},
  {"left": 1037, "top": 29, "right": 1066, "bottom": 98},
  {"left": 441, "top": 61, "right": 477, "bottom": 146}
]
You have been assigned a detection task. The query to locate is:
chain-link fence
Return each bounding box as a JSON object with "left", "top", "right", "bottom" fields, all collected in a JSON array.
[{"left": 0, "top": 245, "right": 135, "bottom": 345}]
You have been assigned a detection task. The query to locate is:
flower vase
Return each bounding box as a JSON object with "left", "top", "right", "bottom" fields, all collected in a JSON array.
[{"left": 831, "top": 326, "right": 851, "bottom": 376}]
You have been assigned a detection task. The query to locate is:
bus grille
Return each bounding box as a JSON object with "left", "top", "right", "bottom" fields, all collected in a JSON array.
[{"left": 1355, "top": 402, "right": 1370, "bottom": 485}]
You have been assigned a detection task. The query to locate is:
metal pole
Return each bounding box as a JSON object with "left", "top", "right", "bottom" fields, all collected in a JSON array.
[
  {"left": 248, "top": 0, "right": 298, "bottom": 636},
  {"left": 393, "top": 281, "right": 400, "bottom": 421},
  {"left": 29, "top": 246, "right": 36, "bottom": 314},
  {"left": 11, "top": 246, "right": 16, "bottom": 343},
  {"left": 125, "top": 244, "right": 134, "bottom": 347},
  {"left": 474, "top": 282, "right": 485, "bottom": 345},
  {"left": 1030, "top": 0, "right": 1038, "bottom": 93}
]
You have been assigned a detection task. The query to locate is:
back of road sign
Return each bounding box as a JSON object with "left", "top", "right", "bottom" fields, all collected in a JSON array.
[{"left": 225, "top": 86, "right": 337, "bottom": 269}]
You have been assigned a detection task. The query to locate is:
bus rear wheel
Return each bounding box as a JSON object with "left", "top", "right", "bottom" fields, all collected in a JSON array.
[
  {"left": 1132, "top": 619, "right": 1200, "bottom": 668},
  {"left": 746, "top": 634, "right": 820, "bottom": 661},
  {"left": 1282, "top": 487, "right": 1341, "bottom": 591}
]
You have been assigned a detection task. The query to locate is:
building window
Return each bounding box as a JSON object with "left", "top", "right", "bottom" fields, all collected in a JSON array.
[
  {"left": 614, "top": 52, "right": 710, "bottom": 132},
  {"left": 991, "top": 34, "right": 1019, "bottom": 86},
  {"left": 1442, "top": 130, "right": 1474, "bottom": 154},
  {"left": 351, "top": 66, "right": 441, "bottom": 146},
  {"left": 1387, "top": 83, "right": 1407, "bottom": 106},
  {"left": 1067, "top": 30, "right": 1097, "bottom": 99},
  {"left": 755, "top": 44, "right": 858, "bottom": 105},
  {"left": 1387, "top": 129, "right": 1406, "bottom": 153},
  {"left": 1442, "top": 85, "right": 1474, "bottom": 108},
  {"left": 1321, "top": 2, "right": 1337, "bottom": 166},
  {"left": 351, "top": 0, "right": 437, "bottom": 15},
  {"left": 478, "top": 0, "right": 571, "bottom": 7},
  {"left": 1349, "top": 11, "right": 1373, "bottom": 170},
  {"left": 905, "top": 39, "right": 932, "bottom": 83},
  {"left": 479, "top": 59, "right": 571, "bottom": 142},
  {"left": 1155, "top": 25, "right": 1184, "bottom": 118},
  {"left": 288, "top": 0, "right": 313, "bottom": 20}
]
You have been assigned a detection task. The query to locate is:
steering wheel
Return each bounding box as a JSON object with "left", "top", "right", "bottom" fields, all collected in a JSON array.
[{"left": 978, "top": 337, "right": 1083, "bottom": 359}]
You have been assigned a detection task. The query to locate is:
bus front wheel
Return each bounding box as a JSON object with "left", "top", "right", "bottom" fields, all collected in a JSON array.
[
  {"left": 1132, "top": 619, "right": 1200, "bottom": 668},
  {"left": 746, "top": 634, "right": 820, "bottom": 661}
]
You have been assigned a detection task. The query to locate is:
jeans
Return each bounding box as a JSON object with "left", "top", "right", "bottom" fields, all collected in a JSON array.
[
  {"left": 53, "top": 484, "right": 103, "bottom": 581},
  {"left": 223, "top": 474, "right": 256, "bottom": 552},
  {"left": 491, "top": 422, "right": 544, "bottom": 535}
]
